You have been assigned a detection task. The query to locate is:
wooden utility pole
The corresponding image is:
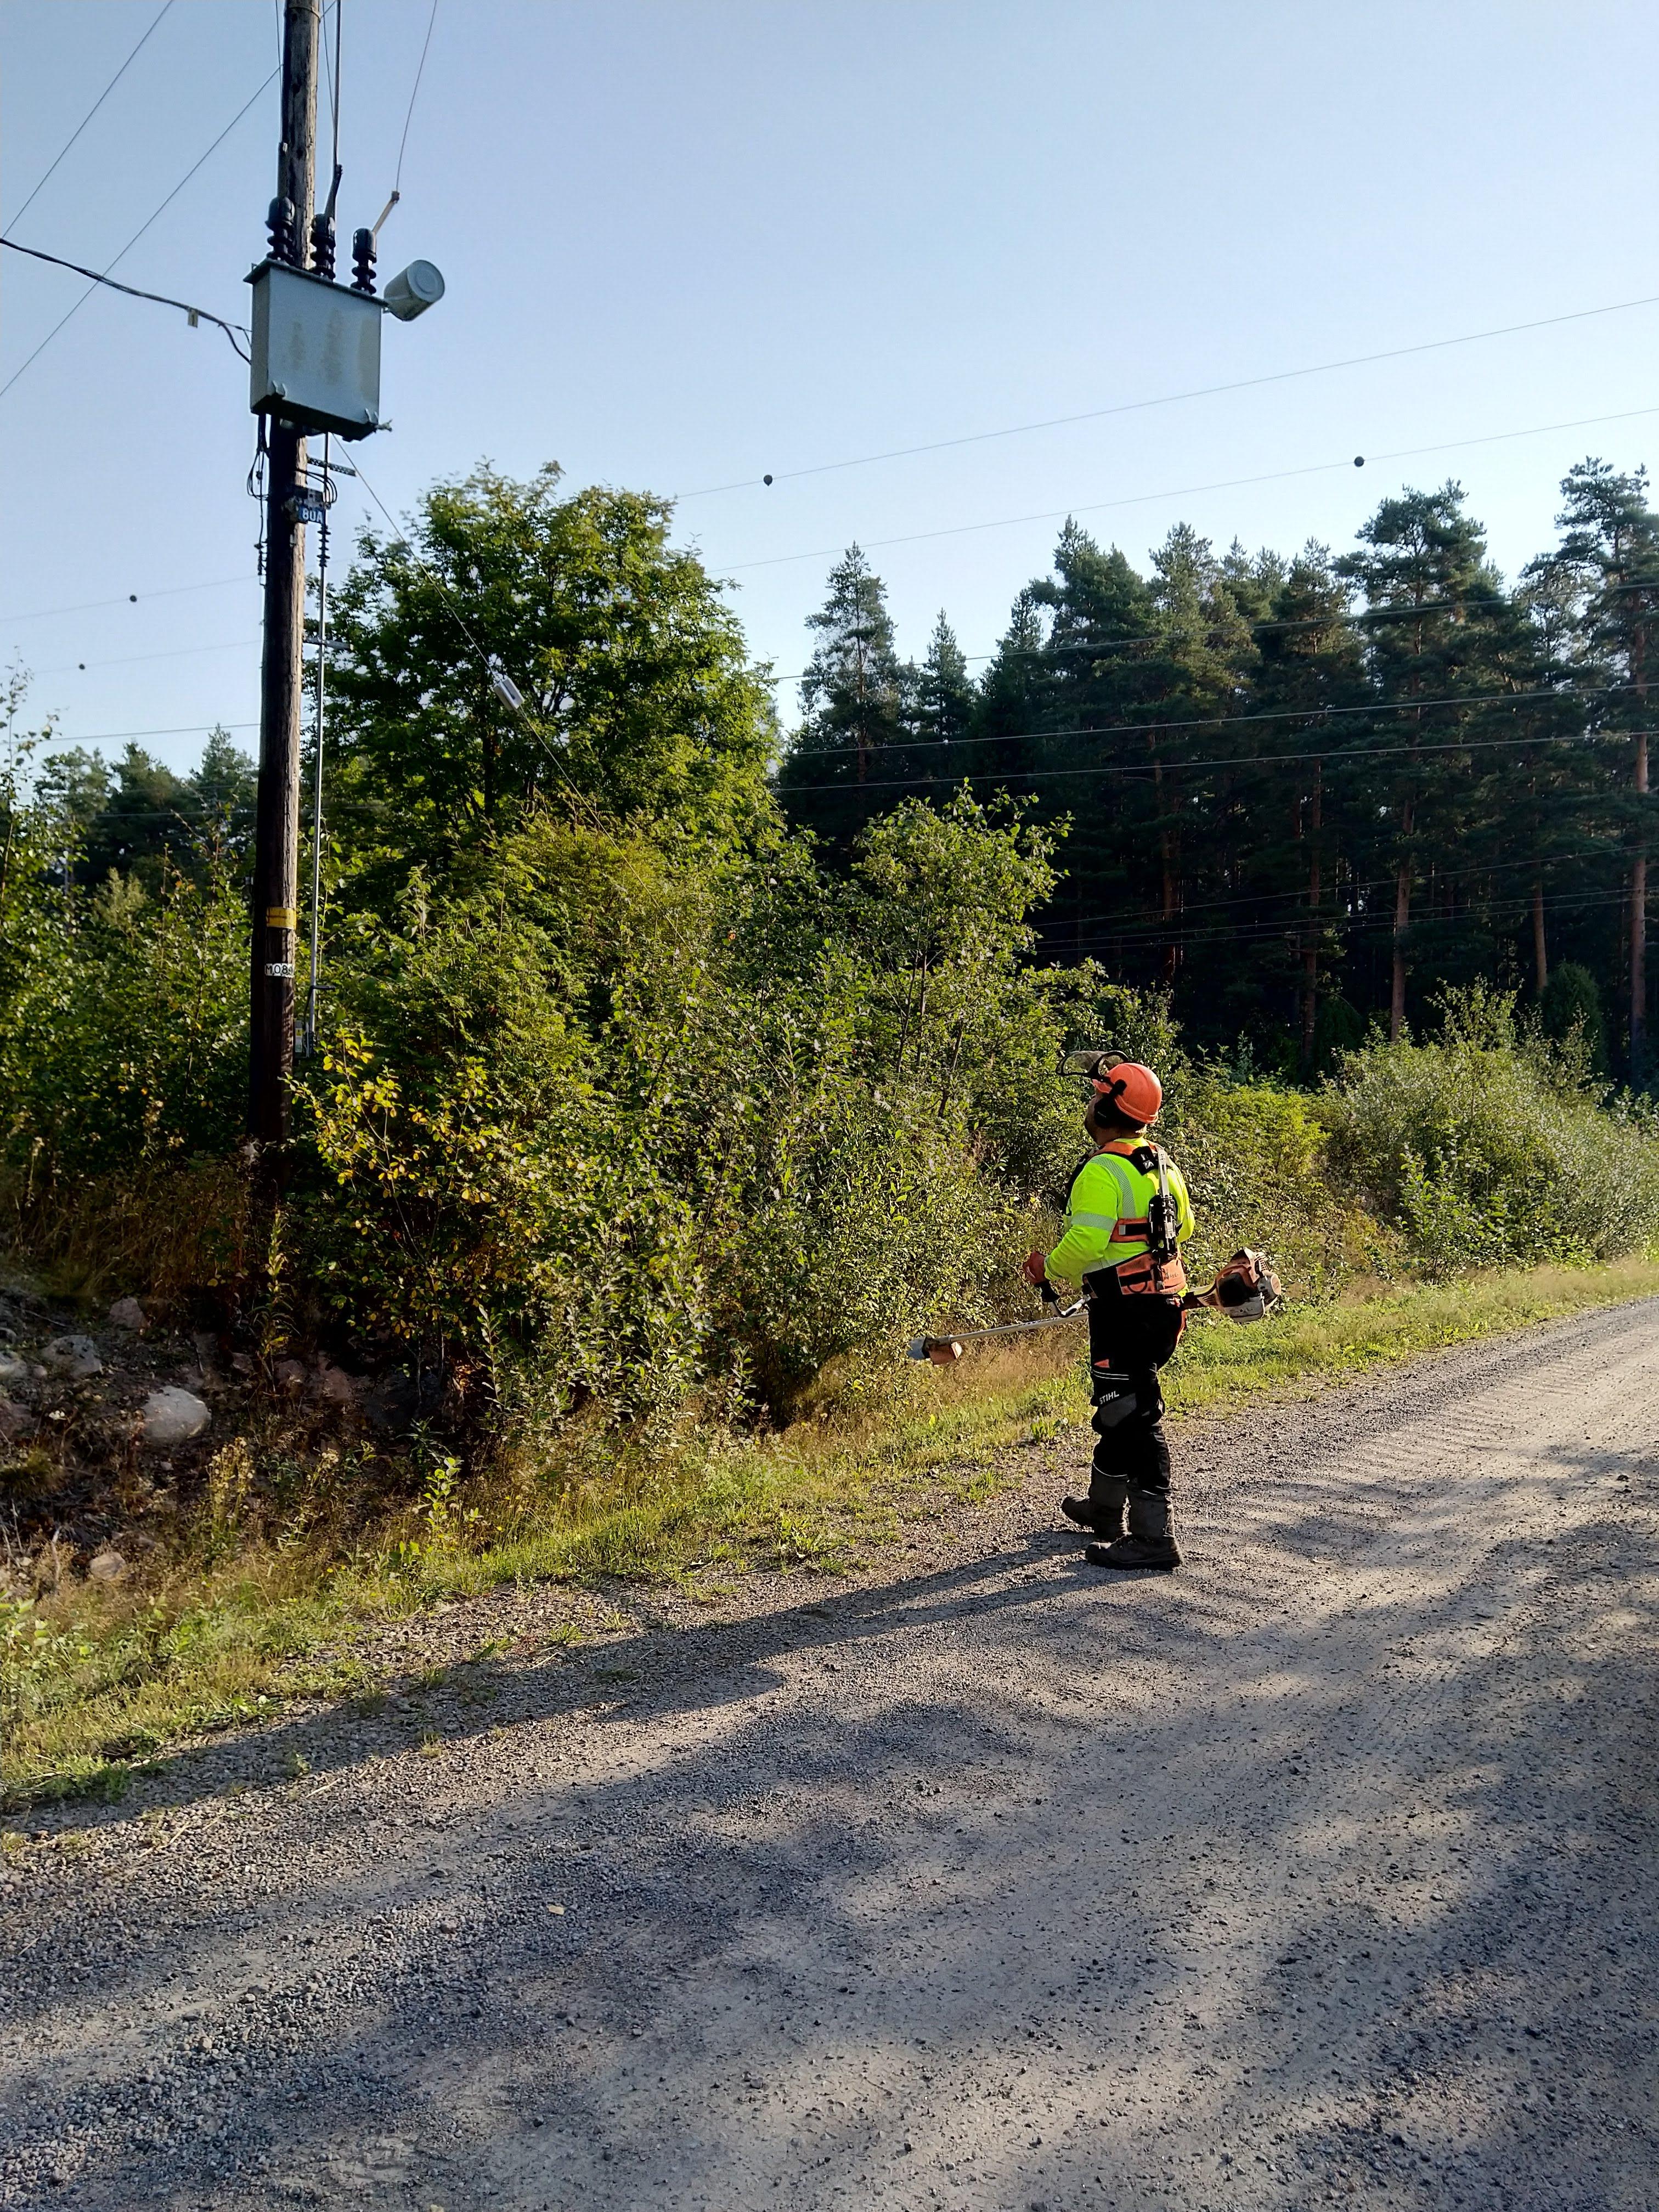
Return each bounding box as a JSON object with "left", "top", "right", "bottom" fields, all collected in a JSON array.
[
  {"left": 1631, "top": 628, "right": 1649, "bottom": 1084},
  {"left": 249, "top": 0, "right": 320, "bottom": 1163}
]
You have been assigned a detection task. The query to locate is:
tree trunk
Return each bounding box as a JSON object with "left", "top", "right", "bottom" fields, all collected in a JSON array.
[
  {"left": 1633, "top": 850, "right": 1647, "bottom": 1078},
  {"left": 1302, "top": 763, "right": 1322, "bottom": 1064},
  {"left": 1632, "top": 630, "right": 1648, "bottom": 1079},
  {"left": 1532, "top": 878, "right": 1548, "bottom": 996},
  {"left": 1153, "top": 750, "right": 1179, "bottom": 984}
]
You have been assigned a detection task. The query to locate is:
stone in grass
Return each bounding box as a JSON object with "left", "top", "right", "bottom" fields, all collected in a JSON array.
[
  {"left": 88, "top": 1549, "right": 126, "bottom": 1582},
  {"left": 141, "top": 1386, "right": 211, "bottom": 1447},
  {"left": 0, "top": 1397, "right": 36, "bottom": 1444},
  {"left": 311, "top": 1362, "right": 359, "bottom": 1408},
  {"left": 0, "top": 1351, "right": 29, "bottom": 1388},
  {"left": 108, "top": 1296, "right": 147, "bottom": 1332},
  {"left": 43, "top": 1334, "right": 103, "bottom": 1380}
]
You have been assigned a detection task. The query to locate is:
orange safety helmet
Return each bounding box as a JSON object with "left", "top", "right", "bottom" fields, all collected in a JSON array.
[{"left": 1090, "top": 1059, "right": 1163, "bottom": 1127}]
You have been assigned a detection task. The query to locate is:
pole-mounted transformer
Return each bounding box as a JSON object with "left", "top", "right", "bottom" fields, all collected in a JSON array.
[{"left": 246, "top": 0, "right": 444, "bottom": 1181}]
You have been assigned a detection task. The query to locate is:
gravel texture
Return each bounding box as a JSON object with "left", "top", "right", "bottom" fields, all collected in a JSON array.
[{"left": 3, "top": 1300, "right": 1657, "bottom": 2210}]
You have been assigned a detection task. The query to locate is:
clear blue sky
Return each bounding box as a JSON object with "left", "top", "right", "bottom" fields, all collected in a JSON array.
[{"left": 4, "top": 0, "right": 1658, "bottom": 778}]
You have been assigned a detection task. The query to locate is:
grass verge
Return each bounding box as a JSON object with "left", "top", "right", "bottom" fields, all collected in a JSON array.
[{"left": 6, "top": 1254, "right": 1658, "bottom": 1809}]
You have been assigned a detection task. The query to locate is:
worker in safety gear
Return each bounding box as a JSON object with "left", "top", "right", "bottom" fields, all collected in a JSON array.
[{"left": 1022, "top": 1059, "right": 1193, "bottom": 1571}]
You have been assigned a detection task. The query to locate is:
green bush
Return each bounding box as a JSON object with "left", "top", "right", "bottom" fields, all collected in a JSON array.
[
  {"left": 1170, "top": 1074, "right": 1395, "bottom": 1296},
  {"left": 0, "top": 864, "right": 247, "bottom": 1183},
  {"left": 1322, "top": 985, "right": 1659, "bottom": 1274},
  {"left": 1538, "top": 962, "right": 1607, "bottom": 1072},
  {"left": 294, "top": 795, "right": 1083, "bottom": 1423}
]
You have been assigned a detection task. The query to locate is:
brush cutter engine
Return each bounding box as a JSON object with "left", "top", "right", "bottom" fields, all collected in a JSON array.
[{"left": 1185, "top": 1248, "right": 1283, "bottom": 1324}]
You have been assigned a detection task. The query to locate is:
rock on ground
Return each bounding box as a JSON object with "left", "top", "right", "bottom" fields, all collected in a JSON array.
[
  {"left": 41, "top": 1335, "right": 101, "bottom": 1380},
  {"left": 2, "top": 1301, "right": 1657, "bottom": 2210},
  {"left": 138, "top": 1386, "right": 211, "bottom": 1448}
]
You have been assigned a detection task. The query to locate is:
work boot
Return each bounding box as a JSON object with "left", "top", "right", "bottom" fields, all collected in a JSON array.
[
  {"left": 1061, "top": 1477, "right": 1127, "bottom": 1539},
  {"left": 1085, "top": 1489, "right": 1181, "bottom": 1571}
]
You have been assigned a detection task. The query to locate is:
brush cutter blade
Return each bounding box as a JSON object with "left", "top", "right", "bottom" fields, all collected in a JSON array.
[{"left": 908, "top": 1334, "right": 964, "bottom": 1364}]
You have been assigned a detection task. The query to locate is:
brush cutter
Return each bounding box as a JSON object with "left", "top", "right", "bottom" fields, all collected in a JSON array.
[{"left": 909, "top": 1250, "right": 1282, "bottom": 1366}]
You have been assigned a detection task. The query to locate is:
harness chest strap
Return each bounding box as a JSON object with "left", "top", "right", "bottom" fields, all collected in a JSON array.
[
  {"left": 1066, "top": 1211, "right": 1153, "bottom": 1238},
  {"left": 1068, "top": 1149, "right": 1187, "bottom": 1295},
  {"left": 1065, "top": 1149, "right": 1159, "bottom": 1243}
]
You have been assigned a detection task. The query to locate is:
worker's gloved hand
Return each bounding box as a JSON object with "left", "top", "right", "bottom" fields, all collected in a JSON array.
[{"left": 1021, "top": 1250, "right": 1049, "bottom": 1289}]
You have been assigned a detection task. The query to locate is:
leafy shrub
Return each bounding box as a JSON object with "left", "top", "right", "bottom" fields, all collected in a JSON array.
[
  {"left": 1322, "top": 985, "right": 1659, "bottom": 1274},
  {"left": 0, "top": 864, "right": 246, "bottom": 1183},
  {"left": 295, "top": 797, "right": 1075, "bottom": 1421},
  {"left": 1171, "top": 1075, "right": 1396, "bottom": 1296},
  {"left": 1539, "top": 961, "right": 1607, "bottom": 1071}
]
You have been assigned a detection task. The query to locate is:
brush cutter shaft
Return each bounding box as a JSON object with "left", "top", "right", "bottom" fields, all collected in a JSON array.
[{"left": 908, "top": 1300, "right": 1086, "bottom": 1362}]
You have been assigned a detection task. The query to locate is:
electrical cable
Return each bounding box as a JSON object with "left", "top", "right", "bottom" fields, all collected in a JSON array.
[
  {"left": 0, "top": 576, "right": 256, "bottom": 626},
  {"left": 760, "top": 577, "right": 1659, "bottom": 688},
  {"left": 1065, "top": 878, "right": 1648, "bottom": 956},
  {"left": 33, "top": 638, "right": 261, "bottom": 678},
  {"left": 0, "top": 63, "right": 280, "bottom": 403},
  {"left": 395, "top": 0, "right": 436, "bottom": 195},
  {"left": 0, "top": 238, "right": 250, "bottom": 359},
  {"left": 302, "top": 434, "right": 334, "bottom": 1056},
  {"left": 21, "top": 721, "right": 258, "bottom": 746},
  {"left": 719, "top": 402, "right": 1659, "bottom": 576},
  {"left": 1055, "top": 840, "right": 1633, "bottom": 939},
  {"left": 676, "top": 292, "right": 1659, "bottom": 501},
  {"left": 785, "top": 681, "right": 1634, "bottom": 766},
  {"left": 372, "top": 0, "right": 437, "bottom": 240},
  {"left": 324, "top": 1, "right": 343, "bottom": 183},
  {"left": 5, "top": 1, "right": 174, "bottom": 233},
  {"left": 1064, "top": 886, "right": 1641, "bottom": 958},
  {"left": 776, "top": 718, "right": 1655, "bottom": 799}
]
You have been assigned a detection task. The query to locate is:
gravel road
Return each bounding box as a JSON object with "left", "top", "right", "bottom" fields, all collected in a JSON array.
[{"left": 4, "top": 1300, "right": 1658, "bottom": 2211}]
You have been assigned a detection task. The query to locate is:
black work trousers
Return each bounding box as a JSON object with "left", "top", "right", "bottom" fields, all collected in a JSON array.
[{"left": 1085, "top": 1282, "right": 1184, "bottom": 1499}]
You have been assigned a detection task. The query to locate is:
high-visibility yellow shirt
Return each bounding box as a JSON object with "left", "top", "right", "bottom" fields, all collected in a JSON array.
[{"left": 1044, "top": 1138, "right": 1195, "bottom": 1291}]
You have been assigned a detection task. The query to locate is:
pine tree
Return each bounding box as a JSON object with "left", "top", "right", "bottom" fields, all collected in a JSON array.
[
  {"left": 1023, "top": 523, "right": 1163, "bottom": 964},
  {"left": 1538, "top": 460, "right": 1659, "bottom": 1080},
  {"left": 916, "top": 612, "right": 973, "bottom": 752},
  {"left": 1243, "top": 545, "right": 1365, "bottom": 1065},
  {"left": 778, "top": 545, "right": 913, "bottom": 850},
  {"left": 1141, "top": 524, "right": 1257, "bottom": 988},
  {"left": 1338, "top": 484, "right": 1510, "bottom": 1040}
]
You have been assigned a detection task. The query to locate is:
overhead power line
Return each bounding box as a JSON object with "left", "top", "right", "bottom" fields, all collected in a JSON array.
[
  {"left": 0, "top": 238, "right": 250, "bottom": 359},
  {"left": 763, "top": 578, "right": 1659, "bottom": 690},
  {"left": 5, "top": 1, "right": 174, "bottom": 233},
  {"left": 371, "top": 0, "right": 438, "bottom": 240},
  {"left": 777, "top": 719, "right": 1656, "bottom": 799},
  {"left": 1056, "top": 840, "right": 1637, "bottom": 938},
  {"left": 790, "top": 680, "right": 1631, "bottom": 765},
  {"left": 1, "top": 575, "right": 256, "bottom": 626},
  {"left": 395, "top": 1, "right": 438, "bottom": 199},
  {"left": 346, "top": 449, "right": 599, "bottom": 820},
  {"left": 24, "top": 721, "right": 258, "bottom": 746},
  {"left": 0, "top": 63, "right": 279, "bottom": 403},
  {"left": 677, "top": 292, "right": 1659, "bottom": 501},
  {"left": 721, "top": 402, "right": 1659, "bottom": 577},
  {"left": 34, "top": 637, "right": 260, "bottom": 678}
]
